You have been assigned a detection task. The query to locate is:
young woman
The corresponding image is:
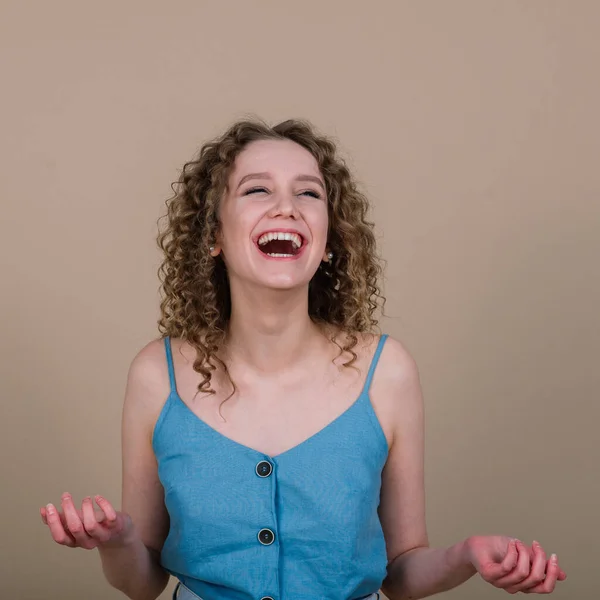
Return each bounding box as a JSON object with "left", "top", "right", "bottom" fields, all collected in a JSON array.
[{"left": 41, "top": 119, "right": 566, "bottom": 599}]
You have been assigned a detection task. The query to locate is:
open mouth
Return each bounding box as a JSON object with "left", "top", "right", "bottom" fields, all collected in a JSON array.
[{"left": 256, "top": 231, "right": 304, "bottom": 258}]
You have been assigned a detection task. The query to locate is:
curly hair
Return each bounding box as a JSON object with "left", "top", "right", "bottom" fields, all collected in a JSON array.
[{"left": 156, "top": 117, "right": 385, "bottom": 397}]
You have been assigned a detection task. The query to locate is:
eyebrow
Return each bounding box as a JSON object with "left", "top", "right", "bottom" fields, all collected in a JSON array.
[{"left": 236, "top": 172, "right": 325, "bottom": 191}]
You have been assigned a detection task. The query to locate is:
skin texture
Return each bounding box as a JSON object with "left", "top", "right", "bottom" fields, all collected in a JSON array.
[{"left": 41, "top": 139, "right": 567, "bottom": 599}]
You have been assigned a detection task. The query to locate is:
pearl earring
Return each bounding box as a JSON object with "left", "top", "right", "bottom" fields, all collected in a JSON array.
[
  {"left": 327, "top": 251, "right": 334, "bottom": 261},
  {"left": 209, "top": 245, "right": 215, "bottom": 253}
]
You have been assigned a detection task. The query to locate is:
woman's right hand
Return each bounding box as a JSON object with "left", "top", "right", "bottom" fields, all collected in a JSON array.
[{"left": 41, "top": 493, "right": 134, "bottom": 550}]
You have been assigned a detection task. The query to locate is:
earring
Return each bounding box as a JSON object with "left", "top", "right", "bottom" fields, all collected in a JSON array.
[
  {"left": 327, "top": 251, "right": 334, "bottom": 261},
  {"left": 209, "top": 245, "right": 215, "bottom": 253}
]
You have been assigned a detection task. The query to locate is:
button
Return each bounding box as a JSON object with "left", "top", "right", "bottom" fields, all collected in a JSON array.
[
  {"left": 257, "top": 528, "right": 275, "bottom": 545},
  {"left": 256, "top": 460, "right": 273, "bottom": 478}
]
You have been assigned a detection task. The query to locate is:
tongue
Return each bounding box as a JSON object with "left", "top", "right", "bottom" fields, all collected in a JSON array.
[{"left": 260, "top": 239, "right": 296, "bottom": 255}]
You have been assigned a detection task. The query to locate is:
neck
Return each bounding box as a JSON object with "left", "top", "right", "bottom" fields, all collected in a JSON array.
[{"left": 224, "top": 283, "right": 325, "bottom": 373}]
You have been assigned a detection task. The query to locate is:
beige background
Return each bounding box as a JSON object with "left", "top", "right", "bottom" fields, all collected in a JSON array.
[{"left": 1, "top": 1, "right": 598, "bottom": 599}]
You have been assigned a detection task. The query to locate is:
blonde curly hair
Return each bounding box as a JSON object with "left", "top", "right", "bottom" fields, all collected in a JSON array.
[{"left": 157, "top": 118, "right": 385, "bottom": 396}]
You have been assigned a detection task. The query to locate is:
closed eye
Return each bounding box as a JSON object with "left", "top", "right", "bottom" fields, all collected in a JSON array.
[
  {"left": 244, "top": 186, "right": 268, "bottom": 195},
  {"left": 300, "top": 190, "right": 321, "bottom": 199}
]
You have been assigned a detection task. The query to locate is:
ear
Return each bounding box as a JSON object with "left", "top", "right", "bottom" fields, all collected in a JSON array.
[{"left": 210, "top": 230, "right": 223, "bottom": 257}]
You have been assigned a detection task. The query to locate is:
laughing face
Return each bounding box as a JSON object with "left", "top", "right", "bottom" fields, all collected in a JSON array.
[{"left": 213, "top": 139, "right": 330, "bottom": 291}]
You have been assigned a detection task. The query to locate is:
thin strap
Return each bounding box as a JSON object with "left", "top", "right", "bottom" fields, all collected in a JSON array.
[
  {"left": 163, "top": 336, "right": 176, "bottom": 393},
  {"left": 363, "top": 334, "right": 389, "bottom": 393}
]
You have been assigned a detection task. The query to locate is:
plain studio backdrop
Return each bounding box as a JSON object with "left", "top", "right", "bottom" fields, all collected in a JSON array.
[{"left": 1, "top": 2, "right": 598, "bottom": 599}]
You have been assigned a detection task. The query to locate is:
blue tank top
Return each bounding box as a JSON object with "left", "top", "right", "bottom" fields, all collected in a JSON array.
[{"left": 153, "top": 335, "right": 390, "bottom": 600}]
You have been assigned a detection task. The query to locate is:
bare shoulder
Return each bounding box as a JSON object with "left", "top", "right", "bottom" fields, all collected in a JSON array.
[
  {"left": 369, "top": 334, "right": 424, "bottom": 447},
  {"left": 376, "top": 334, "right": 420, "bottom": 387},
  {"left": 124, "top": 337, "right": 172, "bottom": 422},
  {"left": 331, "top": 330, "right": 420, "bottom": 391}
]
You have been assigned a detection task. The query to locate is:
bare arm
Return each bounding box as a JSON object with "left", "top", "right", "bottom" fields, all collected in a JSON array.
[
  {"left": 376, "top": 338, "right": 476, "bottom": 600},
  {"left": 97, "top": 340, "right": 172, "bottom": 600},
  {"left": 383, "top": 542, "right": 476, "bottom": 600}
]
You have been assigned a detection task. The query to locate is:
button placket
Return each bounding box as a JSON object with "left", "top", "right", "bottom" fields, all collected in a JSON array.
[
  {"left": 256, "top": 461, "right": 276, "bottom": 545},
  {"left": 255, "top": 457, "right": 278, "bottom": 599}
]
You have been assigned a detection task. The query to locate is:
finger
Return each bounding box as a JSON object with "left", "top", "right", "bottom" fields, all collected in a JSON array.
[
  {"left": 524, "top": 553, "right": 561, "bottom": 594},
  {"left": 44, "top": 503, "right": 76, "bottom": 547},
  {"left": 541, "top": 554, "right": 560, "bottom": 593},
  {"left": 94, "top": 495, "right": 117, "bottom": 527},
  {"left": 507, "top": 540, "right": 547, "bottom": 593},
  {"left": 61, "top": 493, "right": 91, "bottom": 546},
  {"left": 42, "top": 505, "right": 70, "bottom": 529},
  {"left": 42, "top": 504, "right": 67, "bottom": 527},
  {"left": 78, "top": 507, "right": 109, "bottom": 523},
  {"left": 81, "top": 496, "right": 110, "bottom": 543},
  {"left": 42, "top": 500, "right": 106, "bottom": 532},
  {"left": 494, "top": 541, "right": 531, "bottom": 588}
]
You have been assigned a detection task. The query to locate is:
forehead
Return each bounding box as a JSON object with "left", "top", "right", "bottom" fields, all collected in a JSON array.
[{"left": 231, "top": 139, "right": 321, "bottom": 180}]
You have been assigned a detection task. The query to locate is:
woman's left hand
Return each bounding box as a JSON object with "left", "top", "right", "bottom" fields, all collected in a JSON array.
[{"left": 467, "top": 535, "right": 567, "bottom": 594}]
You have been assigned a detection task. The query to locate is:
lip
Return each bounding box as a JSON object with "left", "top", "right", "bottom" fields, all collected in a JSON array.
[{"left": 252, "top": 228, "right": 308, "bottom": 260}]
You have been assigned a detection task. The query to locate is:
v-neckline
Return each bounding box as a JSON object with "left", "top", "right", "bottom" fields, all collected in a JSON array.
[{"left": 170, "top": 388, "right": 368, "bottom": 460}]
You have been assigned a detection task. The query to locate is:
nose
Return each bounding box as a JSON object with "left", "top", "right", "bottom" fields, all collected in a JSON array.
[{"left": 268, "top": 191, "right": 300, "bottom": 219}]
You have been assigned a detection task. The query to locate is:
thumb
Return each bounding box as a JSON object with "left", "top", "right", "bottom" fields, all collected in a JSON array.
[{"left": 484, "top": 539, "right": 518, "bottom": 581}]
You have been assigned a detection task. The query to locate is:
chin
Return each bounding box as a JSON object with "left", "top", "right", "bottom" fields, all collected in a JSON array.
[{"left": 257, "top": 274, "right": 312, "bottom": 291}]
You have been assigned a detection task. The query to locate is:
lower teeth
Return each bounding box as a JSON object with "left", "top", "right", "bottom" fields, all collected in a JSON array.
[{"left": 267, "top": 253, "right": 294, "bottom": 257}]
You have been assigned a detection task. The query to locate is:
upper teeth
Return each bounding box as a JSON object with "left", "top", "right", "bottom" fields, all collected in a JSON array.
[{"left": 258, "top": 232, "right": 302, "bottom": 248}]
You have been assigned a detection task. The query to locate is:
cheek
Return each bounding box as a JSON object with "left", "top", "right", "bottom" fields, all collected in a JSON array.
[
  {"left": 307, "top": 206, "right": 329, "bottom": 245},
  {"left": 219, "top": 207, "right": 251, "bottom": 247}
]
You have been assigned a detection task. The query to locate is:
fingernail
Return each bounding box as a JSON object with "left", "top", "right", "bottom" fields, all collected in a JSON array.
[
  {"left": 533, "top": 540, "right": 539, "bottom": 548},
  {"left": 46, "top": 503, "right": 54, "bottom": 514},
  {"left": 551, "top": 553, "right": 558, "bottom": 562}
]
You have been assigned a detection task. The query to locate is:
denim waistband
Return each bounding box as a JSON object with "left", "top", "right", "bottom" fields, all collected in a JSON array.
[{"left": 173, "top": 581, "right": 380, "bottom": 600}]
